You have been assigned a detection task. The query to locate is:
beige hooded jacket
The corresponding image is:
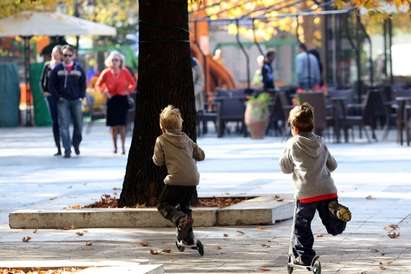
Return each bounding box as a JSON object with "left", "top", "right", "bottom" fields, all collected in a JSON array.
[
  {"left": 153, "top": 130, "right": 205, "bottom": 186},
  {"left": 279, "top": 132, "right": 338, "bottom": 199}
]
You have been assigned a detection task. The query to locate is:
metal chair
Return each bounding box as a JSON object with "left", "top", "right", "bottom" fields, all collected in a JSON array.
[{"left": 215, "top": 97, "right": 246, "bottom": 138}]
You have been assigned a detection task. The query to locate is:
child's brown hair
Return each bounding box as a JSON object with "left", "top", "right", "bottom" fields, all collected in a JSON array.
[
  {"left": 288, "top": 102, "right": 314, "bottom": 132},
  {"left": 160, "top": 105, "right": 183, "bottom": 131}
]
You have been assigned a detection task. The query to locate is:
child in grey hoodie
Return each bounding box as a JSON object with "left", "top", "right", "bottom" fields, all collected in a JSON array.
[
  {"left": 280, "top": 103, "right": 351, "bottom": 266},
  {"left": 153, "top": 105, "right": 205, "bottom": 245}
]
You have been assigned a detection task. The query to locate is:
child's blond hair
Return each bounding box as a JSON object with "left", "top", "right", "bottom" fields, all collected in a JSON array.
[
  {"left": 160, "top": 105, "right": 183, "bottom": 131},
  {"left": 288, "top": 102, "right": 314, "bottom": 132}
]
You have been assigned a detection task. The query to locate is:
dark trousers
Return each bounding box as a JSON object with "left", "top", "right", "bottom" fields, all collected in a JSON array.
[
  {"left": 157, "top": 185, "right": 196, "bottom": 226},
  {"left": 46, "top": 96, "right": 61, "bottom": 152},
  {"left": 294, "top": 199, "right": 346, "bottom": 263}
]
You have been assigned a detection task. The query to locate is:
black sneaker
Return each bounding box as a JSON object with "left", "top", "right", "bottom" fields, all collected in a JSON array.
[
  {"left": 177, "top": 215, "right": 193, "bottom": 244},
  {"left": 63, "top": 152, "right": 71, "bottom": 158},
  {"left": 74, "top": 146, "right": 80, "bottom": 155},
  {"left": 329, "top": 201, "right": 352, "bottom": 222},
  {"left": 293, "top": 256, "right": 311, "bottom": 266}
]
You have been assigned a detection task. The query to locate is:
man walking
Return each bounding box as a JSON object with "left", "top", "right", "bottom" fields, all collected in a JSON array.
[
  {"left": 296, "top": 43, "right": 320, "bottom": 91},
  {"left": 49, "top": 45, "right": 86, "bottom": 158},
  {"left": 261, "top": 50, "right": 276, "bottom": 90}
]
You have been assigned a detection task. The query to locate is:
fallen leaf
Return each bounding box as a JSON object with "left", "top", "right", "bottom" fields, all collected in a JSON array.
[
  {"left": 33, "top": 229, "right": 37, "bottom": 234},
  {"left": 112, "top": 187, "right": 121, "bottom": 191},
  {"left": 76, "top": 231, "right": 84, "bottom": 236},
  {"left": 365, "top": 195, "right": 375, "bottom": 200},
  {"left": 63, "top": 225, "right": 74, "bottom": 230},
  {"left": 49, "top": 196, "right": 57, "bottom": 200},
  {"left": 162, "top": 249, "right": 171, "bottom": 253},
  {"left": 139, "top": 240, "right": 149, "bottom": 247},
  {"left": 150, "top": 249, "right": 160, "bottom": 255},
  {"left": 379, "top": 261, "right": 386, "bottom": 270},
  {"left": 256, "top": 226, "right": 268, "bottom": 231},
  {"left": 216, "top": 246, "right": 222, "bottom": 250},
  {"left": 22, "top": 236, "right": 32, "bottom": 242},
  {"left": 384, "top": 224, "right": 400, "bottom": 239},
  {"left": 223, "top": 233, "right": 228, "bottom": 237},
  {"left": 261, "top": 244, "right": 270, "bottom": 248},
  {"left": 67, "top": 185, "right": 73, "bottom": 189},
  {"left": 85, "top": 241, "right": 92, "bottom": 246},
  {"left": 316, "top": 233, "right": 324, "bottom": 238},
  {"left": 385, "top": 224, "right": 399, "bottom": 230},
  {"left": 387, "top": 230, "right": 400, "bottom": 239},
  {"left": 67, "top": 204, "right": 81, "bottom": 209},
  {"left": 259, "top": 267, "right": 270, "bottom": 271},
  {"left": 236, "top": 230, "right": 245, "bottom": 235},
  {"left": 360, "top": 272, "right": 368, "bottom": 274}
]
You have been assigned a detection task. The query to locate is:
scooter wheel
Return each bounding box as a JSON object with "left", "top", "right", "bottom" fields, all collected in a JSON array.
[
  {"left": 175, "top": 241, "right": 185, "bottom": 252},
  {"left": 312, "top": 259, "right": 321, "bottom": 274},
  {"left": 196, "top": 240, "right": 204, "bottom": 256},
  {"left": 287, "top": 256, "right": 293, "bottom": 274}
]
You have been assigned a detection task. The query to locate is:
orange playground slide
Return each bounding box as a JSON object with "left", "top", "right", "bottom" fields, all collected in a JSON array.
[{"left": 191, "top": 43, "right": 236, "bottom": 105}]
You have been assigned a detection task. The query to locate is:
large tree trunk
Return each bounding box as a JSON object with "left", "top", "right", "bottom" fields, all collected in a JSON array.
[{"left": 119, "top": 0, "right": 196, "bottom": 207}]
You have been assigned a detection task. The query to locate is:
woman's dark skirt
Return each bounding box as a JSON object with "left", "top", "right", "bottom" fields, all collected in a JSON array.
[{"left": 106, "top": 95, "right": 129, "bottom": 126}]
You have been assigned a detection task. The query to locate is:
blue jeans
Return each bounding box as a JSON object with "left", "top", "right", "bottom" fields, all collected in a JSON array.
[
  {"left": 46, "top": 96, "right": 61, "bottom": 152},
  {"left": 57, "top": 98, "right": 83, "bottom": 155},
  {"left": 293, "top": 199, "right": 346, "bottom": 264}
]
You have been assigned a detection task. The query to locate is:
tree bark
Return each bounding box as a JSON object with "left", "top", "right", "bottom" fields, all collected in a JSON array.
[{"left": 119, "top": 0, "right": 196, "bottom": 207}]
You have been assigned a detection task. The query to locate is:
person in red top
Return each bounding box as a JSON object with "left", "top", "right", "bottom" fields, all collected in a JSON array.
[{"left": 96, "top": 51, "right": 136, "bottom": 154}]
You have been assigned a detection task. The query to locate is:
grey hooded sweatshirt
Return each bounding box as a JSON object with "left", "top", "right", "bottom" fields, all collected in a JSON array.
[
  {"left": 153, "top": 130, "right": 205, "bottom": 186},
  {"left": 279, "top": 132, "right": 338, "bottom": 201}
]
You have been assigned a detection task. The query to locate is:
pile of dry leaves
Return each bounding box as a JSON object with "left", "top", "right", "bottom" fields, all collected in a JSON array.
[{"left": 82, "top": 194, "right": 252, "bottom": 209}]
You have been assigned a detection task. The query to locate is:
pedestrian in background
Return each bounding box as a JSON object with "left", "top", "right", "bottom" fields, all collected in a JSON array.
[
  {"left": 49, "top": 45, "right": 86, "bottom": 158},
  {"left": 96, "top": 51, "right": 136, "bottom": 154},
  {"left": 40, "top": 45, "right": 63, "bottom": 156},
  {"left": 261, "top": 50, "right": 276, "bottom": 90},
  {"left": 296, "top": 43, "right": 320, "bottom": 91}
]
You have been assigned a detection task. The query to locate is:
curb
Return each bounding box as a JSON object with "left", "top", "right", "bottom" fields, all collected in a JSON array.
[
  {"left": 9, "top": 196, "right": 293, "bottom": 229},
  {"left": 0, "top": 261, "right": 163, "bottom": 274}
]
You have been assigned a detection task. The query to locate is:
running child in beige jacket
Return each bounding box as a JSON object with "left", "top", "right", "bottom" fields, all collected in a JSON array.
[{"left": 153, "top": 105, "right": 205, "bottom": 245}]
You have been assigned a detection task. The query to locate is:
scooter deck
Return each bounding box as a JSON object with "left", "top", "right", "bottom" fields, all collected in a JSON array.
[
  {"left": 176, "top": 239, "right": 204, "bottom": 256},
  {"left": 288, "top": 255, "right": 320, "bottom": 270}
]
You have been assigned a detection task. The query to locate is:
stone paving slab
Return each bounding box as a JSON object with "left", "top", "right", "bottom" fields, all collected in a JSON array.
[
  {"left": 0, "top": 260, "right": 148, "bottom": 269},
  {"left": 217, "top": 195, "right": 293, "bottom": 226},
  {"left": 9, "top": 196, "right": 293, "bottom": 229},
  {"left": 78, "top": 265, "right": 163, "bottom": 274},
  {"left": 8, "top": 208, "right": 217, "bottom": 229},
  {"left": 0, "top": 260, "right": 163, "bottom": 274},
  {"left": 1, "top": 214, "right": 410, "bottom": 274}
]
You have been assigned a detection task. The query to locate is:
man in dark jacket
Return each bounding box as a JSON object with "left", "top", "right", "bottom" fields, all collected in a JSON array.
[
  {"left": 261, "top": 50, "right": 276, "bottom": 90},
  {"left": 49, "top": 45, "right": 86, "bottom": 158}
]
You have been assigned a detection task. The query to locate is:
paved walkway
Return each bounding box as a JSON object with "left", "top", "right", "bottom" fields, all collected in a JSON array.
[{"left": 0, "top": 124, "right": 410, "bottom": 273}]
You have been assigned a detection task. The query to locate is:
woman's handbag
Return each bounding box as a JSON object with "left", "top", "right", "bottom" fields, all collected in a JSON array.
[{"left": 127, "top": 95, "right": 135, "bottom": 110}]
